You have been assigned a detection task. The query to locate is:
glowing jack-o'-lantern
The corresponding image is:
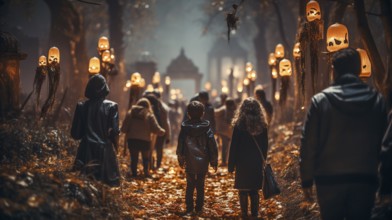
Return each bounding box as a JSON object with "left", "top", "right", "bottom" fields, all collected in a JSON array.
[
  {"left": 279, "top": 59, "right": 292, "bottom": 76},
  {"left": 48, "top": 47, "right": 60, "bottom": 64},
  {"left": 326, "top": 23, "right": 349, "bottom": 52},
  {"left": 130, "top": 72, "right": 142, "bottom": 86},
  {"left": 102, "top": 50, "right": 111, "bottom": 62},
  {"left": 38, "top": 55, "right": 47, "bottom": 66},
  {"left": 275, "top": 44, "right": 285, "bottom": 59},
  {"left": 268, "top": 53, "right": 277, "bottom": 66},
  {"left": 306, "top": 0, "right": 321, "bottom": 22},
  {"left": 88, "top": 57, "right": 100, "bottom": 75},
  {"left": 293, "top": 42, "right": 301, "bottom": 59},
  {"left": 356, "top": 48, "right": 372, "bottom": 78},
  {"left": 271, "top": 67, "right": 278, "bottom": 79},
  {"left": 98, "top": 36, "right": 110, "bottom": 51}
]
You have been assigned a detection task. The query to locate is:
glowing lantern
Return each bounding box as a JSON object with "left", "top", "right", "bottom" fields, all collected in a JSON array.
[
  {"left": 102, "top": 50, "right": 111, "bottom": 62},
  {"left": 275, "top": 44, "right": 285, "bottom": 59},
  {"left": 140, "top": 78, "right": 146, "bottom": 88},
  {"left": 88, "top": 57, "right": 100, "bottom": 75},
  {"left": 222, "top": 86, "right": 229, "bottom": 94},
  {"left": 38, "top": 55, "right": 47, "bottom": 66},
  {"left": 293, "top": 42, "right": 301, "bottom": 59},
  {"left": 204, "top": 82, "right": 211, "bottom": 91},
  {"left": 237, "top": 83, "right": 243, "bottom": 93},
  {"left": 271, "top": 67, "right": 278, "bottom": 79},
  {"left": 274, "top": 91, "right": 280, "bottom": 101},
  {"left": 268, "top": 53, "right": 276, "bottom": 66},
  {"left": 306, "top": 0, "right": 321, "bottom": 22},
  {"left": 98, "top": 36, "right": 110, "bottom": 51},
  {"left": 245, "top": 62, "right": 253, "bottom": 72},
  {"left": 356, "top": 48, "right": 371, "bottom": 78},
  {"left": 48, "top": 47, "right": 60, "bottom": 64},
  {"left": 279, "top": 59, "right": 292, "bottom": 76},
  {"left": 165, "top": 76, "right": 171, "bottom": 85},
  {"left": 130, "top": 72, "right": 142, "bottom": 86},
  {"left": 326, "top": 23, "right": 349, "bottom": 52},
  {"left": 250, "top": 70, "right": 257, "bottom": 81},
  {"left": 243, "top": 78, "right": 250, "bottom": 86},
  {"left": 146, "top": 84, "right": 154, "bottom": 92},
  {"left": 152, "top": 72, "right": 161, "bottom": 85}
]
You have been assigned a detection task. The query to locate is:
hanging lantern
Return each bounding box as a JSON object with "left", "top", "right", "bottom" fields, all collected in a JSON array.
[
  {"left": 102, "top": 50, "right": 111, "bottom": 62},
  {"left": 88, "top": 57, "right": 100, "bottom": 75},
  {"left": 152, "top": 72, "right": 161, "bottom": 85},
  {"left": 293, "top": 42, "right": 301, "bottom": 59},
  {"left": 165, "top": 76, "right": 171, "bottom": 85},
  {"left": 245, "top": 62, "right": 253, "bottom": 73},
  {"left": 130, "top": 72, "right": 142, "bottom": 86},
  {"left": 271, "top": 67, "right": 278, "bottom": 79},
  {"left": 275, "top": 44, "right": 285, "bottom": 59},
  {"left": 279, "top": 59, "right": 292, "bottom": 76},
  {"left": 326, "top": 23, "right": 349, "bottom": 52},
  {"left": 98, "top": 36, "right": 110, "bottom": 51},
  {"left": 306, "top": 0, "right": 321, "bottom": 22},
  {"left": 48, "top": 47, "right": 60, "bottom": 64},
  {"left": 268, "top": 53, "right": 277, "bottom": 66},
  {"left": 356, "top": 48, "right": 372, "bottom": 78},
  {"left": 38, "top": 55, "right": 47, "bottom": 66}
]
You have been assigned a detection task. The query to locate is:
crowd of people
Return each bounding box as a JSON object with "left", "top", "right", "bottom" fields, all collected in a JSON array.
[{"left": 70, "top": 48, "right": 392, "bottom": 219}]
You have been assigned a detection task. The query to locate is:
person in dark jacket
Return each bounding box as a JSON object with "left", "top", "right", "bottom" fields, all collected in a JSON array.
[
  {"left": 379, "top": 110, "right": 392, "bottom": 200},
  {"left": 176, "top": 100, "right": 218, "bottom": 214},
  {"left": 300, "top": 48, "right": 387, "bottom": 220},
  {"left": 71, "top": 74, "right": 120, "bottom": 187},
  {"left": 228, "top": 97, "right": 269, "bottom": 218},
  {"left": 254, "top": 86, "right": 273, "bottom": 124}
]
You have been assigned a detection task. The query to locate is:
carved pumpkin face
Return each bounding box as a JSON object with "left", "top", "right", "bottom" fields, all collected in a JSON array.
[
  {"left": 275, "top": 44, "right": 285, "bottom": 59},
  {"left": 98, "top": 36, "right": 110, "bottom": 51},
  {"left": 306, "top": 0, "right": 321, "bottom": 22},
  {"left": 38, "top": 55, "right": 47, "bottom": 66},
  {"left": 279, "top": 59, "right": 292, "bottom": 76},
  {"left": 131, "top": 72, "right": 142, "bottom": 86},
  {"left": 268, "top": 53, "right": 276, "bottom": 66},
  {"left": 88, "top": 57, "right": 100, "bottom": 74},
  {"left": 356, "top": 48, "right": 371, "bottom": 78},
  {"left": 102, "top": 50, "right": 111, "bottom": 62},
  {"left": 271, "top": 67, "right": 278, "bottom": 79},
  {"left": 293, "top": 43, "right": 301, "bottom": 59},
  {"left": 48, "top": 47, "right": 60, "bottom": 64},
  {"left": 327, "top": 23, "right": 349, "bottom": 52}
]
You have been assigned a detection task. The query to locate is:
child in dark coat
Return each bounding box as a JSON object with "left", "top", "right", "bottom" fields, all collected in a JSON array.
[{"left": 176, "top": 101, "right": 218, "bottom": 214}]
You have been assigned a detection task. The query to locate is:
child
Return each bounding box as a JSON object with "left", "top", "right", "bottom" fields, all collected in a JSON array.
[{"left": 176, "top": 100, "right": 218, "bottom": 214}]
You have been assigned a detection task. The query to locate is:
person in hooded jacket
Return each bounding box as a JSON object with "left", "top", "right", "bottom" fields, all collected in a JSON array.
[
  {"left": 228, "top": 97, "right": 269, "bottom": 218},
  {"left": 300, "top": 48, "right": 387, "bottom": 220},
  {"left": 176, "top": 100, "right": 218, "bottom": 214},
  {"left": 379, "top": 109, "right": 392, "bottom": 204},
  {"left": 71, "top": 74, "right": 120, "bottom": 187},
  {"left": 121, "top": 98, "right": 165, "bottom": 177},
  {"left": 254, "top": 86, "right": 273, "bottom": 124}
]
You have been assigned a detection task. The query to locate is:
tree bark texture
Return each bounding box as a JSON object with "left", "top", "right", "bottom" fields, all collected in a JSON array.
[{"left": 253, "top": 13, "right": 269, "bottom": 97}]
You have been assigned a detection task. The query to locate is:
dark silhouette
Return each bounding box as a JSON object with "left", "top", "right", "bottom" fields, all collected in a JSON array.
[
  {"left": 71, "top": 74, "right": 120, "bottom": 187},
  {"left": 300, "top": 48, "right": 387, "bottom": 220},
  {"left": 254, "top": 86, "right": 273, "bottom": 124},
  {"left": 228, "top": 97, "right": 269, "bottom": 218}
]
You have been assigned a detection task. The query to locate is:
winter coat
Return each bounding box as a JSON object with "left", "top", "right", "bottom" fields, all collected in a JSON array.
[
  {"left": 300, "top": 73, "right": 387, "bottom": 188},
  {"left": 228, "top": 126, "right": 268, "bottom": 190},
  {"left": 379, "top": 110, "right": 392, "bottom": 195},
  {"left": 176, "top": 120, "right": 218, "bottom": 174},
  {"left": 214, "top": 106, "right": 234, "bottom": 138},
  {"left": 121, "top": 106, "right": 165, "bottom": 142},
  {"left": 71, "top": 74, "right": 120, "bottom": 187}
]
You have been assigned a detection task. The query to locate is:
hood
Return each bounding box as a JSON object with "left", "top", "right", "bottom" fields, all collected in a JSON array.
[
  {"left": 130, "top": 105, "right": 149, "bottom": 119},
  {"left": 85, "top": 74, "right": 109, "bottom": 99},
  {"left": 323, "top": 74, "right": 379, "bottom": 114},
  {"left": 181, "top": 120, "right": 210, "bottom": 137}
]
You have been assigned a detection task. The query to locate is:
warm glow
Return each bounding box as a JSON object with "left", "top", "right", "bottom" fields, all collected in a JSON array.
[
  {"left": 146, "top": 84, "right": 154, "bottom": 92},
  {"left": 222, "top": 86, "right": 229, "bottom": 94},
  {"left": 125, "top": 80, "right": 131, "bottom": 88},
  {"left": 165, "top": 76, "right": 171, "bottom": 85},
  {"left": 131, "top": 72, "right": 142, "bottom": 86},
  {"left": 158, "top": 86, "right": 164, "bottom": 93},
  {"left": 268, "top": 53, "right": 276, "bottom": 66},
  {"left": 237, "top": 83, "right": 243, "bottom": 93},
  {"left": 110, "top": 48, "right": 115, "bottom": 64},
  {"left": 357, "top": 48, "right": 372, "bottom": 78},
  {"left": 245, "top": 62, "right": 253, "bottom": 73},
  {"left": 152, "top": 72, "right": 161, "bottom": 84},
  {"left": 293, "top": 42, "right": 301, "bottom": 59},
  {"left": 250, "top": 70, "right": 257, "bottom": 81},
  {"left": 98, "top": 36, "right": 110, "bottom": 51},
  {"left": 140, "top": 78, "right": 146, "bottom": 88},
  {"left": 88, "top": 57, "right": 100, "bottom": 74},
  {"left": 243, "top": 78, "right": 250, "bottom": 86},
  {"left": 204, "top": 82, "right": 212, "bottom": 91},
  {"left": 306, "top": 0, "right": 321, "bottom": 22},
  {"left": 211, "top": 89, "right": 218, "bottom": 98},
  {"left": 327, "top": 23, "right": 349, "bottom": 52},
  {"left": 170, "top": 89, "right": 176, "bottom": 95},
  {"left": 275, "top": 44, "right": 285, "bottom": 59},
  {"left": 48, "top": 47, "right": 60, "bottom": 64},
  {"left": 274, "top": 91, "right": 280, "bottom": 101},
  {"left": 38, "top": 55, "right": 47, "bottom": 66},
  {"left": 272, "top": 67, "right": 278, "bottom": 79},
  {"left": 279, "top": 59, "right": 292, "bottom": 76},
  {"left": 221, "top": 80, "right": 228, "bottom": 87},
  {"left": 102, "top": 50, "right": 111, "bottom": 62}
]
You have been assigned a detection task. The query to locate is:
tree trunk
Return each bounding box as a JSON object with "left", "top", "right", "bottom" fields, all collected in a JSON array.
[
  {"left": 354, "top": 0, "right": 385, "bottom": 90},
  {"left": 106, "top": 0, "right": 124, "bottom": 75},
  {"left": 253, "top": 14, "right": 269, "bottom": 97},
  {"left": 271, "top": 0, "right": 291, "bottom": 53},
  {"left": 380, "top": 0, "right": 392, "bottom": 107}
]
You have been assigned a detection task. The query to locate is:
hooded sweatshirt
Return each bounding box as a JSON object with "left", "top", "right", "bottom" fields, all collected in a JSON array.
[{"left": 300, "top": 74, "right": 387, "bottom": 188}]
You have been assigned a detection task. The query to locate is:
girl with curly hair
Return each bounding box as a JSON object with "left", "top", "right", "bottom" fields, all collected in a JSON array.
[{"left": 228, "top": 97, "right": 269, "bottom": 218}]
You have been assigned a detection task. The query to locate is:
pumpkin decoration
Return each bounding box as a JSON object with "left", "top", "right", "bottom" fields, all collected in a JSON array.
[
  {"left": 279, "top": 59, "right": 292, "bottom": 76},
  {"left": 306, "top": 0, "right": 321, "bottom": 22},
  {"left": 48, "top": 47, "right": 60, "bottom": 64},
  {"left": 326, "top": 23, "right": 349, "bottom": 52},
  {"left": 356, "top": 48, "right": 371, "bottom": 78}
]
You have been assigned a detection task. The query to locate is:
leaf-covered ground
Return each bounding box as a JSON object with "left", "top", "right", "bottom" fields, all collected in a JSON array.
[{"left": 0, "top": 117, "right": 321, "bottom": 219}]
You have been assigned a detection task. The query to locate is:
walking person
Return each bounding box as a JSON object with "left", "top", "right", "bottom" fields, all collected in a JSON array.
[
  {"left": 176, "top": 100, "right": 218, "bottom": 215},
  {"left": 121, "top": 98, "right": 165, "bottom": 178},
  {"left": 254, "top": 86, "right": 273, "bottom": 124},
  {"left": 228, "top": 97, "right": 269, "bottom": 218},
  {"left": 71, "top": 74, "right": 121, "bottom": 187},
  {"left": 300, "top": 48, "right": 387, "bottom": 220}
]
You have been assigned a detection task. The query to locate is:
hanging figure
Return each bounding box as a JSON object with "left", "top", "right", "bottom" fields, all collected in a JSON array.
[
  {"left": 226, "top": 0, "right": 244, "bottom": 42},
  {"left": 34, "top": 56, "right": 48, "bottom": 112},
  {"left": 41, "top": 47, "right": 60, "bottom": 118}
]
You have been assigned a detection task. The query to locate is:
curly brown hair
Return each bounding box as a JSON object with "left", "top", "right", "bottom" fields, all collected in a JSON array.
[{"left": 232, "top": 97, "right": 268, "bottom": 135}]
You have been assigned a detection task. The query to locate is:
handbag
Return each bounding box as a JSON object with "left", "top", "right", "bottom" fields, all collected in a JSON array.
[{"left": 251, "top": 135, "right": 281, "bottom": 199}]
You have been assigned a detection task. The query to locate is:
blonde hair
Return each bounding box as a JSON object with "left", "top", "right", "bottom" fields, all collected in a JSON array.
[{"left": 232, "top": 97, "right": 268, "bottom": 135}]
